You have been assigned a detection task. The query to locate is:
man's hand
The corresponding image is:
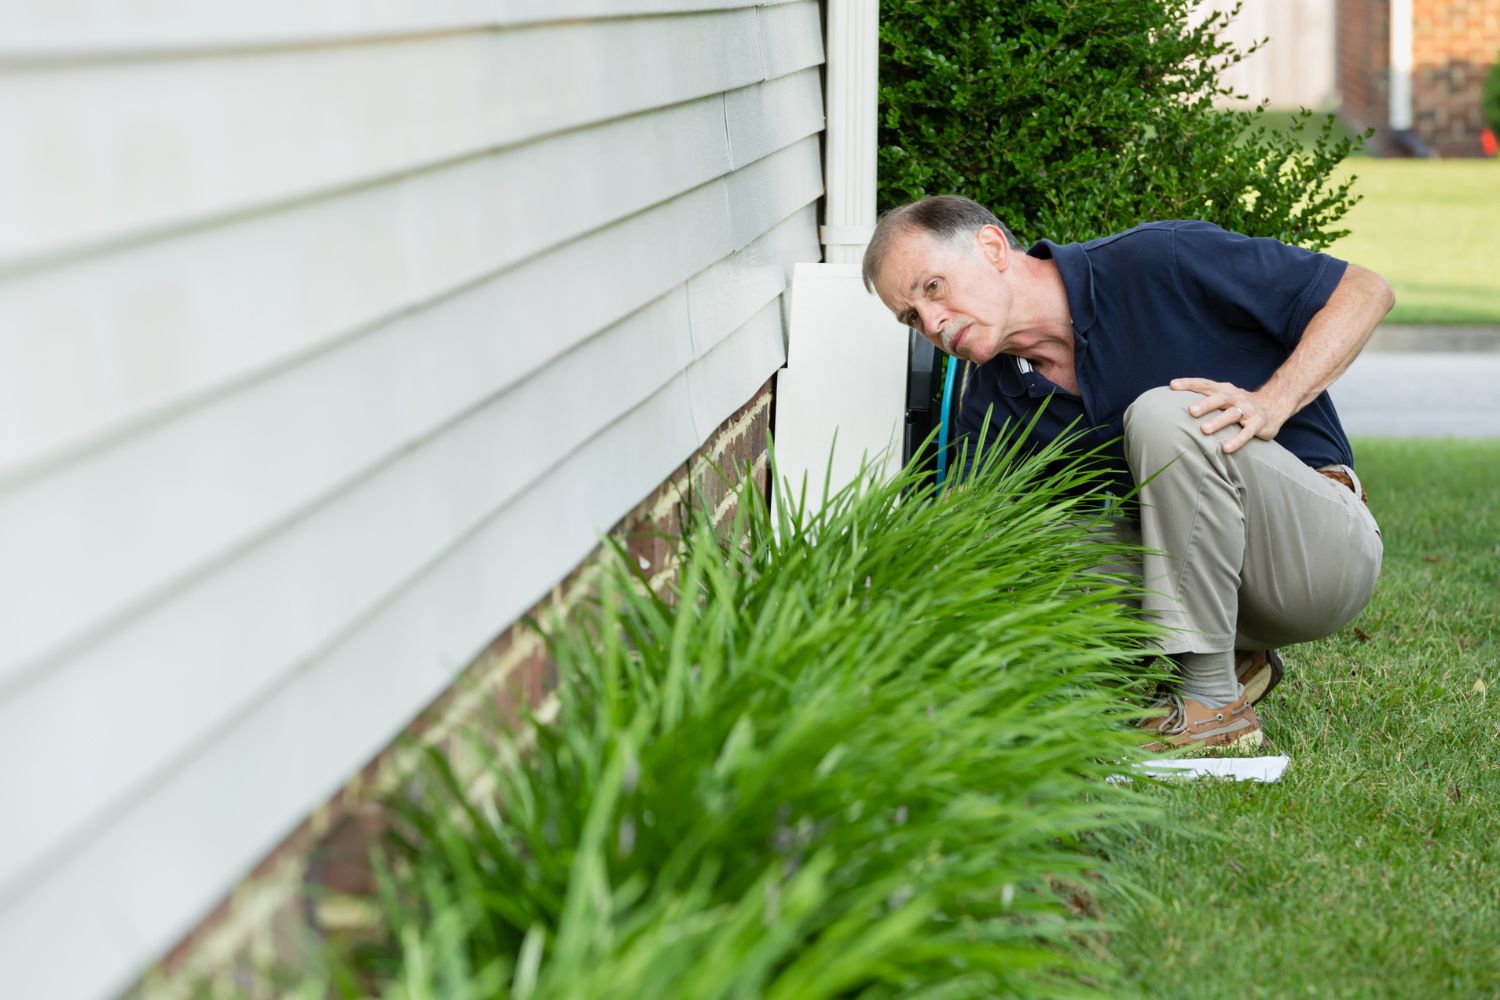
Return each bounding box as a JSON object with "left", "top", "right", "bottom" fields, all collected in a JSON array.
[
  {"left": 1170, "top": 265, "right": 1394, "bottom": 455},
  {"left": 1171, "top": 265, "right": 1394, "bottom": 456},
  {"left": 1169, "top": 378, "right": 1293, "bottom": 455}
]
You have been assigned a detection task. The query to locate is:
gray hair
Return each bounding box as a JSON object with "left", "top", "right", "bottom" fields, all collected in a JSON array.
[{"left": 861, "top": 195, "right": 1024, "bottom": 292}]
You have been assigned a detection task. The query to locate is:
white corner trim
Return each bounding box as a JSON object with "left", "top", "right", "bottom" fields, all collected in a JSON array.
[
  {"left": 821, "top": 0, "right": 879, "bottom": 265},
  {"left": 818, "top": 223, "right": 874, "bottom": 246}
]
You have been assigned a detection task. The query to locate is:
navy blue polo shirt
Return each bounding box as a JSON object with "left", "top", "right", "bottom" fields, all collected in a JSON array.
[{"left": 955, "top": 220, "right": 1353, "bottom": 493}]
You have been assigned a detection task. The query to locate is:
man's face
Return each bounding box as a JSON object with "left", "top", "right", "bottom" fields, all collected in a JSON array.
[{"left": 873, "top": 227, "right": 1011, "bottom": 364}]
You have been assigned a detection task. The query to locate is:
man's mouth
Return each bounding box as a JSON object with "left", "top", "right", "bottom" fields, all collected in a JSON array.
[{"left": 946, "top": 324, "right": 971, "bottom": 354}]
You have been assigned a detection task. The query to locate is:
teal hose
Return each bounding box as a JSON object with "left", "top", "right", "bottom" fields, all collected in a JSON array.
[{"left": 935, "top": 355, "right": 957, "bottom": 486}]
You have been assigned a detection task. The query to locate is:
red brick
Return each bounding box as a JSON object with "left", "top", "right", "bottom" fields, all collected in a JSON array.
[{"left": 305, "top": 807, "right": 385, "bottom": 899}]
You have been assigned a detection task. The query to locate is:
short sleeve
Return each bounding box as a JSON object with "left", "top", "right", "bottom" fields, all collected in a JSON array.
[{"left": 1171, "top": 222, "right": 1348, "bottom": 350}]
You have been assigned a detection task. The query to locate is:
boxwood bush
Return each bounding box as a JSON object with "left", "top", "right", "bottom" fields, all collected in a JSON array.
[
  {"left": 309, "top": 432, "right": 1169, "bottom": 998},
  {"left": 879, "top": 0, "right": 1365, "bottom": 249}
]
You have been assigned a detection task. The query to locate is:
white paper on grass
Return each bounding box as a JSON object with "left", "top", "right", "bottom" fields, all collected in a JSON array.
[
  {"left": 773, "top": 263, "right": 908, "bottom": 519},
  {"left": 1110, "top": 755, "right": 1291, "bottom": 783}
]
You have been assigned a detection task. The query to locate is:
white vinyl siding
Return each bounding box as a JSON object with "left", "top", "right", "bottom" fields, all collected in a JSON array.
[{"left": 0, "top": 4, "right": 824, "bottom": 998}]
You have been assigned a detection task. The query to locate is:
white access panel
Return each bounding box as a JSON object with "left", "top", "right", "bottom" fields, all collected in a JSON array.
[{"left": 773, "top": 262, "right": 908, "bottom": 514}]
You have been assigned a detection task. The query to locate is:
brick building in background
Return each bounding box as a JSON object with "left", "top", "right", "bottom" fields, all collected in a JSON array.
[{"left": 1338, "top": 0, "right": 1500, "bottom": 156}]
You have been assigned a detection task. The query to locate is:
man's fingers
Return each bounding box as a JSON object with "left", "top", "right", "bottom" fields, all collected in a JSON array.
[
  {"left": 1201, "top": 408, "right": 1241, "bottom": 435},
  {"left": 1188, "top": 391, "right": 1233, "bottom": 418},
  {"left": 1221, "top": 426, "right": 1256, "bottom": 454},
  {"left": 1193, "top": 394, "right": 1246, "bottom": 431},
  {"left": 1221, "top": 414, "right": 1266, "bottom": 454},
  {"left": 1174, "top": 379, "right": 1221, "bottom": 414},
  {"left": 1172, "top": 378, "right": 1262, "bottom": 440}
]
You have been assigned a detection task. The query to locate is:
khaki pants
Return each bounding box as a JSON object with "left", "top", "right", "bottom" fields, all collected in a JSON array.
[{"left": 1109, "top": 387, "right": 1383, "bottom": 654}]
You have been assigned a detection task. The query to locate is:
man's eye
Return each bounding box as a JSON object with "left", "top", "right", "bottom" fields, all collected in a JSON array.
[{"left": 926, "top": 279, "right": 940, "bottom": 295}]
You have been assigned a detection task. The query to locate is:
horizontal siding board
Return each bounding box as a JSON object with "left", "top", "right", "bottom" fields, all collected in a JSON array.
[
  {"left": 726, "top": 133, "right": 824, "bottom": 251},
  {"left": 0, "top": 11, "right": 765, "bottom": 268},
  {"left": 0, "top": 97, "right": 736, "bottom": 483},
  {"left": 0, "top": 1, "right": 820, "bottom": 58},
  {"left": 688, "top": 204, "right": 820, "bottom": 357},
  {"left": 689, "top": 297, "right": 787, "bottom": 442},
  {"left": 0, "top": 199, "right": 820, "bottom": 907},
  {"left": 0, "top": 176, "right": 745, "bottom": 683},
  {"left": 0, "top": 372, "right": 707, "bottom": 1000},
  {"left": 0, "top": 72, "right": 827, "bottom": 486},
  {"left": 725, "top": 66, "right": 825, "bottom": 168},
  {"left": 0, "top": 279, "right": 794, "bottom": 996},
  {"left": 0, "top": 4, "right": 824, "bottom": 995},
  {"left": 0, "top": 283, "right": 697, "bottom": 904},
  {"left": 758, "top": 1, "right": 825, "bottom": 80}
]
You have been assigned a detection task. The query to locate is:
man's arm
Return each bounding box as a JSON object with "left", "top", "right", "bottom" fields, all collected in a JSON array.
[{"left": 1170, "top": 263, "right": 1395, "bottom": 454}]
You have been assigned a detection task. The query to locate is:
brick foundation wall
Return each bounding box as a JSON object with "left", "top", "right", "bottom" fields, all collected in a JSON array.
[
  {"left": 127, "top": 381, "right": 775, "bottom": 999},
  {"left": 1411, "top": 0, "right": 1500, "bottom": 156}
]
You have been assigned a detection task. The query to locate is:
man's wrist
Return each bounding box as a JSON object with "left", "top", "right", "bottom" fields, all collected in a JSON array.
[{"left": 1255, "top": 382, "right": 1302, "bottom": 427}]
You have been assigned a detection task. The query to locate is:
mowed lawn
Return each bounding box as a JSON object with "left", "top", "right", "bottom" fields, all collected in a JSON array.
[
  {"left": 1106, "top": 438, "right": 1500, "bottom": 997},
  {"left": 1327, "top": 159, "right": 1500, "bottom": 324}
]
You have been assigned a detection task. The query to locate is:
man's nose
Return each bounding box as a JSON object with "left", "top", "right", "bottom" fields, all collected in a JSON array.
[{"left": 913, "top": 303, "right": 945, "bottom": 337}]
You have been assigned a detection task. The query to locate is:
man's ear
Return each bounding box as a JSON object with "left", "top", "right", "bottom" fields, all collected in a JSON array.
[{"left": 975, "top": 225, "right": 1011, "bottom": 271}]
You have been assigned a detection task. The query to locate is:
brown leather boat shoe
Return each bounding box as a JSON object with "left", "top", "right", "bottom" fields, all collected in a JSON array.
[
  {"left": 1138, "top": 689, "right": 1264, "bottom": 753},
  {"left": 1235, "top": 649, "right": 1285, "bottom": 706}
]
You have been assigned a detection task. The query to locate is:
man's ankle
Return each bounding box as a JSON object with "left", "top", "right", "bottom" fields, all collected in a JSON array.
[{"left": 1172, "top": 650, "right": 1238, "bottom": 707}]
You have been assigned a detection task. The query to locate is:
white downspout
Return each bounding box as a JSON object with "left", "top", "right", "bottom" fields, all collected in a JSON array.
[
  {"left": 775, "top": 1, "right": 904, "bottom": 514},
  {"left": 1388, "top": 0, "right": 1413, "bottom": 131},
  {"left": 819, "top": 0, "right": 879, "bottom": 265}
]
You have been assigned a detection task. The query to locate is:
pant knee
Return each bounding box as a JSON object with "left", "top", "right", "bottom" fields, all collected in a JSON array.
[{"left": 1123, "top": 387, "right": 1203, "bottom": 444}]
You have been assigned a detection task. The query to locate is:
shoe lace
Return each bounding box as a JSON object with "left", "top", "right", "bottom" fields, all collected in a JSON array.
[{"left": 1149, "top": 694, "right": 1188, "bottom": 735}]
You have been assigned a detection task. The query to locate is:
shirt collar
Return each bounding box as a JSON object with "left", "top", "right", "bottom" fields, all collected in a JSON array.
[{"left": 1028, "top": 238, "right": 1096, "bottom": 340}]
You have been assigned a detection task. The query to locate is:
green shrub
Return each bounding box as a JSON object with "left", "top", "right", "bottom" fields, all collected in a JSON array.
[
  {"left": 878, "top": 0, "right": 1366, "bottom": 249},
  {"left": 1483, "top": 53, "right": 1500, "bottom": 136},
  {"left": 327, "top": 431, "right": 1167, "bottom": 998}
]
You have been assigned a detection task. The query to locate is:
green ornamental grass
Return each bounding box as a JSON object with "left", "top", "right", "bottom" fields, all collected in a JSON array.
[{"left": 317, "top": 428, "right": 1176, "bottom": 998}]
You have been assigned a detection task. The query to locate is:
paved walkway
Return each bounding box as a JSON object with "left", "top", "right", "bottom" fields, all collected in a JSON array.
[
  {"left": 1362, "top": 325, "right": 1500, "bottom": 353},
  {"left": 1332, "top": 325, "right": 1500, "bottom": 438}
]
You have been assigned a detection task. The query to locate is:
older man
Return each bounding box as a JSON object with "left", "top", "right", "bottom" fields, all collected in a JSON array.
[{"left": 864, "top": 195, "right": 1390, "bottom": 751}]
